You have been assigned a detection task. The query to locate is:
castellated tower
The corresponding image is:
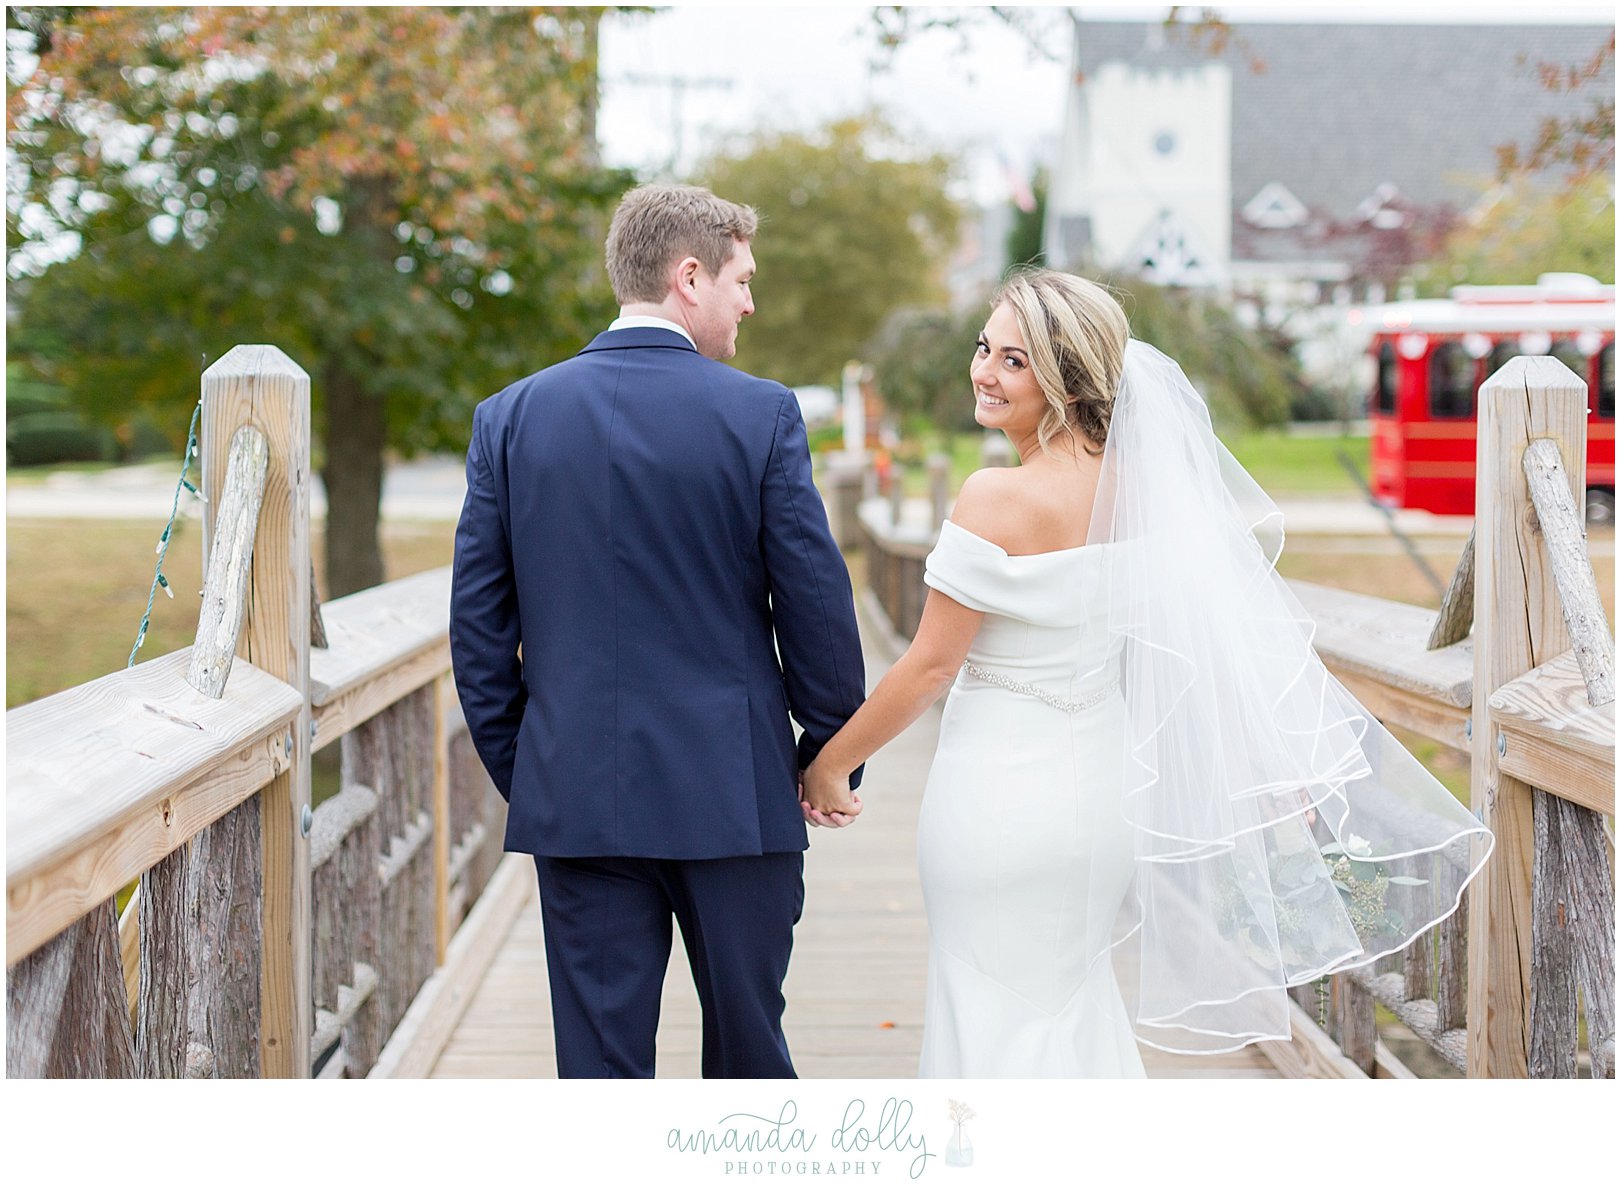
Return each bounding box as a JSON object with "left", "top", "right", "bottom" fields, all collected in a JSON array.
[{"left": 1045, "top": 56, "right": 1231, "bottom": 288}]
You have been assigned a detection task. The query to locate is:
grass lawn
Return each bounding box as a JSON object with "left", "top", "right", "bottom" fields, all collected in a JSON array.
[
  {"left": 6, "top": 516, "right": 455, "bottom": 911},
  {"left": 1220, "top": 429, "right": 1369, "bottom": 497},
  {"left": 6, "top": 517, "right": 454, "bottom": 708},
  {"left": 891, "top": 429, "right": 993, "bottom": 496},
  {"left": 888, "top": 427, "right": 1369, "bottom": 499}
]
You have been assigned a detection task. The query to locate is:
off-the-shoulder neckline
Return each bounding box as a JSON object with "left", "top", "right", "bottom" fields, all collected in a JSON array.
[{"left": 939, "top": 518, "right": 1104, "bottom": 559}]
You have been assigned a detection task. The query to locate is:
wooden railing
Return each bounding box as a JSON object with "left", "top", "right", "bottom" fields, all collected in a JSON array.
[
  {"left": 857, "top": 355, "right": 1615, "bottom": 1079},
  {"left": 6, "top": 346, "right": 507, "bottom": 1078}
]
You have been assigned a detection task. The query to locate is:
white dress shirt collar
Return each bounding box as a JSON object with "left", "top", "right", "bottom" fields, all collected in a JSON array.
[{"left": 607, "top": 314, "right": 695, "bottom": 347}]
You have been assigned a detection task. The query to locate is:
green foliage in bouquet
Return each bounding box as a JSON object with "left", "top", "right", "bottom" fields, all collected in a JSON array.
[{"left": 1215, "top": 831, "right": 1429, "bottom": 971}]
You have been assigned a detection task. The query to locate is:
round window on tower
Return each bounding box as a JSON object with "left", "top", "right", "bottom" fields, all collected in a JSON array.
[{"left": 1154, "top": 131, "right": 1176, "bottom": 156}]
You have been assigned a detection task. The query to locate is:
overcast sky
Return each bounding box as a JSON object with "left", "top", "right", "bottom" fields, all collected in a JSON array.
[{"left": 597, "top": 3, "right": 1615, "bottom": 207}]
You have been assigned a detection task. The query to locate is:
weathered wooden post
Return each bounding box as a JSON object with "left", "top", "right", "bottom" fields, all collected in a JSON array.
[
  {"left": 192, "top": 346, "right": 313, "bottom": 1077},
  {"left": 140, "top": 418, "right": 272, "bottom": 1076},
  {"left": 822, "top": 451, "right": 870, "bottom": 552},
  {"left": 188, "top": 426, "right": 270, "bottom": 696},
  {"left": 1518, "top": 437, "right": 1616, "bottom": 1079},
  {"left": 1523, "top": 438, "right": 1615, "bottom": 705},
  {"left": 980, "top": 432, "right": 1014, "bottom": 468},
  {"left": 927, "top": 453, "right": 951, "bottom": 533},
  {"left": 1427, "top": 525, "right": 1475, "bottom": 650},
  {"left": 1466, "top": 355, "right": 1587, "bottom": 1078}
]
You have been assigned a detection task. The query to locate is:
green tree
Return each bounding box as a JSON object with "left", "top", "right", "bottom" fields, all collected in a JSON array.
[
  {"left": 1416, "top": 173, "right": 1615, "bottom": 294},
  {"left": 7, "top": 7, "right": 627, "bottom": 594},
  {"left": 1114, "top": 281, "right": 1298, "bottom": 430},
  {"left": 865, "top": 305, "right": 984, "bottom": 433},
  {"left": 697, "top": 116, "right": 960, "bottom": 388}
]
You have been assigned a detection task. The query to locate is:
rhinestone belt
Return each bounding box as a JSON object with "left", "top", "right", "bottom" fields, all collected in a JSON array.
[{"left": 961, "top": 662, "right": 1120, "bottom": 714}]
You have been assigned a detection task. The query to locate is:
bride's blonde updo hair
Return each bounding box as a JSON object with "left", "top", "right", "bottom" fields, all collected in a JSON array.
[{"left": 991, "top": 268, "right": 1130, "bottom": 456}]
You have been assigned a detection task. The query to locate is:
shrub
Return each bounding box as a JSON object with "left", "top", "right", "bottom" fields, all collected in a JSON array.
[
  {"left": 864, "top": 305, "right": 983, "bottom": 434},
  {"left": 7, "top": 413, "right": 117, "bottom": 467}
]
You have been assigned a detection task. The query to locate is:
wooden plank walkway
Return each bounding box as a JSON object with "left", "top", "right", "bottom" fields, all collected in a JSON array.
[{"left": 428, "top": 599, "right": 1280, "bottom": 1079}]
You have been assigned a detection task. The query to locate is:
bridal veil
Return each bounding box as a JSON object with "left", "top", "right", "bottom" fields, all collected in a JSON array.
[{"left": 1085, "top": 339, "right": 1494, "bottom": 1053}]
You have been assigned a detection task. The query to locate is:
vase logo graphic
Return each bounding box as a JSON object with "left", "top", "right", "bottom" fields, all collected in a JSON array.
[{"left": 945, "top": 1099, "right": 975, "bottom": 1168}]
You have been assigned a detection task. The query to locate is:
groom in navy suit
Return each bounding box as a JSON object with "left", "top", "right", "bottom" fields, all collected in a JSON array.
[{"left": 449, "top": 183, "right": 865, "bottom": 1078}]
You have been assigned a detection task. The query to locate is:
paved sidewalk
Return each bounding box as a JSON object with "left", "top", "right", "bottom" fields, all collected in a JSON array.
[
  {"left": 9, "top": 455, "right": 1480, "bottom": 537},
  {"left": 5, "top": 456, "right": 469, "bottom": 522}
]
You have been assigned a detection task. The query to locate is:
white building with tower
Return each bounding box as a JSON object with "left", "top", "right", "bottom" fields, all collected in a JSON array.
[
  {"left": 1043, "top": 18, "right": 1614, "bottom": 319},
  {"left": 1046, "top": 53, "right": 1230, "bottom": 288}
]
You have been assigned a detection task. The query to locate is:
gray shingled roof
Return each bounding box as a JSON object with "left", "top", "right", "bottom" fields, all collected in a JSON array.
[{"left": 1068, "top": 20, "right": 1614, "bottom": 221}]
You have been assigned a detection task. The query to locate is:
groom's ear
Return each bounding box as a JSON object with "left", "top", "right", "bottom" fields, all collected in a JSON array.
[{"left": 673, "top": 255, "right": 703, "bottom": 305}]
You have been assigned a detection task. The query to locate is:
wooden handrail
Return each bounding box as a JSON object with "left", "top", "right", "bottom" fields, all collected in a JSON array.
[
  {"left": 1490, "top": 651, "right": 1614, "bottom": 815},
  {"left": 6, "top": 651, "right": 301, "bottom": 966},
  {"left": 6, "top": 346, "right": 507, "bottom": 1080},
  {"left": 310, "top": 567, "right": 451, "bottom": 752},
  {"left": 1290, "top": 580, "right": 1473, "bottom": 754}
]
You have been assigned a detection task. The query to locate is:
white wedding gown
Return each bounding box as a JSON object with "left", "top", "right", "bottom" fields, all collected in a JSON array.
[{"left": 916, "top": 520, "right": 1146, "bottom": 1078}]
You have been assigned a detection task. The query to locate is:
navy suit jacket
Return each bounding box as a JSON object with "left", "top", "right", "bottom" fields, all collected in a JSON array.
[{"left": 449, "top": 327, "right": 866, "bottom": 859}]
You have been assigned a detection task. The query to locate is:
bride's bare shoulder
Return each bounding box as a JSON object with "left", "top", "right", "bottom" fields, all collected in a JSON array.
[
  {"left": 951, "top": 463, "right": 1096, "bottom": 555},
  {"left": 948, "top": 467, "right": 1027, "bottom": 553}
]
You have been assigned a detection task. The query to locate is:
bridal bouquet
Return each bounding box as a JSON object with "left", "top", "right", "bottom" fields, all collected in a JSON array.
[
  {"left": 1320, "top": 833, "right": 1430, "bottom": 940},
  {"left": 1215, "top": 831, "right": 1429, "bottom": 970}
]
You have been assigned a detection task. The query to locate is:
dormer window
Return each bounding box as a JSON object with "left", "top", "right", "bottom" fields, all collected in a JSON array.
[
  {"left": 1357, "top": 183, "right": 1411, "bottom": 230},
  {"left": 1241, "top": 183, "right": 1308, "bottom": 230},
  {"left": 1126, "top": 209, "right": 1220, "bottom": 286}
]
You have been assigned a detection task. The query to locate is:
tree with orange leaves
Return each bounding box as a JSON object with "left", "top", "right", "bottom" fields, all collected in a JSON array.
[{"left": 7, "top": 6, "right": 626, "bottom": 594}]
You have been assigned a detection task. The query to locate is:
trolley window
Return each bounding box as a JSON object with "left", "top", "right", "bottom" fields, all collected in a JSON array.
[
  {"left": 1548, "top": 338, "right": 1587, "bottom": 385},
  {"left": 1600, "top": 343, "right": 1615, "bottom": 419},
  {"left": 1375, "top": 343, "right": 1397, "bottom": 414},
  {"left": 1486, "top": 339, "right": 1518, "bottom": 378},
  {"left": 1429, "top": 341, "right": 1474, "bottom": 419}
]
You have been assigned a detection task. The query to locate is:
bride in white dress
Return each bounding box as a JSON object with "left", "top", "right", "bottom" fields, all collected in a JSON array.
[
  {"left": 912, "top": 516, "right": 1142, "bottom": 1076},
  {"left": 800, "top": 269, "right": 1490, "bottom": 1077}
]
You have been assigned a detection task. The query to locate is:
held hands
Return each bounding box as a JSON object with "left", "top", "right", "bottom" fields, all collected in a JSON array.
[{"left": 799, "top": 761, "right": 862, "bottom": 829}]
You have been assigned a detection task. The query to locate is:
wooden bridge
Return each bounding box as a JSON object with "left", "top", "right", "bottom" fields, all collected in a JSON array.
[
  {"left": 6, "top": 348, "right": 1612, "bottom": 1080},
  {"left": 421, "top": 601, "right": 1282, "bottom": 1080}
]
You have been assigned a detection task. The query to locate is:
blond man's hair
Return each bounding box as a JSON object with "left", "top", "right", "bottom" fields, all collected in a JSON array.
[
  {"left": 991, "top": 268, "right": 1130, "bottom": 456},
  {"left": 605, "top": 183, "right": 759, "bottom": 304}
]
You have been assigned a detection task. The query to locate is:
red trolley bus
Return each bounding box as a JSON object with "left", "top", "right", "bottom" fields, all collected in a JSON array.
[{"left": 1360, "top": 273, "right": 1615, "bottom": 521}]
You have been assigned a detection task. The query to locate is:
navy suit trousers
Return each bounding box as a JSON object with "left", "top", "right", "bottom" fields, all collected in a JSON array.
[{"left": 533, "top": 851, "right": 805, "bottom": 1078}]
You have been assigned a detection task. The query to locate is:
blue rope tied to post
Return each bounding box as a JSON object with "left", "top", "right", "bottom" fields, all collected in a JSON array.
[{"left": 127, "top": 399, "right": 205, "bottom": 668}]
